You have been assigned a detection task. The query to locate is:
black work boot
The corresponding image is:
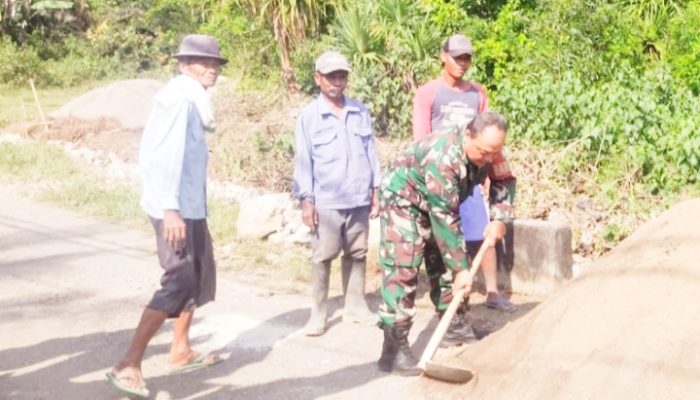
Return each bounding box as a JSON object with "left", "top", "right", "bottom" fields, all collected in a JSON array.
[
  {"left": 377, "top": 323, "right": 398, "bottom": 372},
  {"left": 439, "top": 299, "right": 478, "bottom": 348},
  {"left": 377, "top": 321, "right": 421, "bottom": 376}
]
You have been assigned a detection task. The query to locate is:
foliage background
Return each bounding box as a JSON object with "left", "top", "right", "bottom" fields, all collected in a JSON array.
[{"left": 1, "top": 0, "right": 699, "bottom": 249}]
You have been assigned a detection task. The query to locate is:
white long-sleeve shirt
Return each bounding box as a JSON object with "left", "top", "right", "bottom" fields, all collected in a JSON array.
[{"left": 139, "top": 75, "right": 209, "bottom": 219}]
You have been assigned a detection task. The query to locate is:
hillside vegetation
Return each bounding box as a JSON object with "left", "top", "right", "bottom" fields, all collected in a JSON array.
[{"left": 1, "top": 0, "right": 699, "bottom": 256}]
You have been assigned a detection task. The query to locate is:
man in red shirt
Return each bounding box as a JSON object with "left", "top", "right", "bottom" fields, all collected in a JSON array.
[{"left": 412, "top": 34, "right": 517, "bottom": 347}]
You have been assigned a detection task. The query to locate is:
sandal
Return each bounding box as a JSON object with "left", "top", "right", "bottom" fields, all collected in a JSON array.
[
  {"left": 106, "top": 370, "right": 150, "bottom": 399},
  {"left": 167, "top": 352, "right": 224, "bottom": 374},
  {"left": 484, "top": 296, "right": 518, "bottom": 313}
]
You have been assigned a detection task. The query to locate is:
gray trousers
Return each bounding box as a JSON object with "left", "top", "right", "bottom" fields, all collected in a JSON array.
[{"left": 311, "top": 206, "right": 370, "bottom": 266}]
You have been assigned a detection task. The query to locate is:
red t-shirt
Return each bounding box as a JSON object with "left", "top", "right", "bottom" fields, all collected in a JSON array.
[
  {"left": 412, "top": 78, "right": 490, "bottom": 141},
  {"left": 411, "top": 78, "right": 510, "bottom": 180}
]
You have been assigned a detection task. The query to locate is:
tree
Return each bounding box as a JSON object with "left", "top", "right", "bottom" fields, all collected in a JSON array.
[
  {"left": 1, "top": 0, "right": 88, "bottom": 43},
  {"left": 235, "top": 0, "right": 335, "bottom": 91}
]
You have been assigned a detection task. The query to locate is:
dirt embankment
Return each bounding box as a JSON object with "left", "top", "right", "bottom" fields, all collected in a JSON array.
[{"left": 421, "top": 198, "right": 700, "bottom": 399}]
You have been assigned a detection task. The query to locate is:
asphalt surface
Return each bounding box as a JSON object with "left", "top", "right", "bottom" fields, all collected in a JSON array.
[{"left": 0, "top": 185, "right": 448, "bottom": 400}]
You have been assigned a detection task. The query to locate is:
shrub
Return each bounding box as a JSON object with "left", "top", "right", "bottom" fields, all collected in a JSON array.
[
  {"left": 494, "top": 65, "right": 700, "bottom": 193},
  {"left": 326, "top": 0, "right": 444, "bottom": 137},
  {"left": 290, "top": 36, "right": 337, "bottom": 96},
  {"left": 665, "top": 2, "right": 700, "bottom": 94},
  {"left": 0, "top": 38, "right": 46, "bottom": 86},
  {"left": 477, "top": 0, "right": 647, "bottom": 86}
]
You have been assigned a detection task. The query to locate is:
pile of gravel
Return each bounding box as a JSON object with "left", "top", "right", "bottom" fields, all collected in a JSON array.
[{"left": 50, "top": 79, "right": 164, "bottom": 129}]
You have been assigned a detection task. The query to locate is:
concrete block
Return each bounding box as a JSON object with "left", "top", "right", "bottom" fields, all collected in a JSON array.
[{"left": 477, "top": 219, "right": 573, "bottom": 295}]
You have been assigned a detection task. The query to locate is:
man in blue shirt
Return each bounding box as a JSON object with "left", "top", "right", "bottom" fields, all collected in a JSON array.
[
  {"left": 106, "top": 34, "right": 225, "bottom": 399},
  {"left": 293, "top": 51, "right": 382, "bottom": 336}
]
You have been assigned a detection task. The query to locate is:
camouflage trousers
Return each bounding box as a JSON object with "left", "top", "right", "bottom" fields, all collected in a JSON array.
[{"left": 377, "top": 196, "right": 459, "bottom": 327}]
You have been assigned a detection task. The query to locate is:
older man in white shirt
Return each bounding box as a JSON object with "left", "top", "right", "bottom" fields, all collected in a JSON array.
[{"left": 106, "top": 34, "right": 226, "bottom": 399}]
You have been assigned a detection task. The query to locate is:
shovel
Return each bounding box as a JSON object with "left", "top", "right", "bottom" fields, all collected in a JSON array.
[{"left": 418, "top": 238, "right": 492, "bottom": 383}]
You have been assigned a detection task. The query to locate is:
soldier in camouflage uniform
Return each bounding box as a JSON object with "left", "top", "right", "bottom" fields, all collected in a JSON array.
[{"left": 376, "top": 111, "right": 516, "bottom": 375}]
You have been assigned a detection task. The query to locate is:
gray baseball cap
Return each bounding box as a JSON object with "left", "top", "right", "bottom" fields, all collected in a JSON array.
[
  {"left": 174, "top": 34, "right": 228, "bottom": 65},
  {"left": 315, "top": 51, "right": 351, "bottom": 74},
  {"left": 443, "top": 34, "right": 473, "bottom": 57}
]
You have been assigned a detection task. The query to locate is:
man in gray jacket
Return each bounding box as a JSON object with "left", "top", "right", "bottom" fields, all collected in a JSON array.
[{"left": 293, "top": 51, "right": 382, "bottom": 336}]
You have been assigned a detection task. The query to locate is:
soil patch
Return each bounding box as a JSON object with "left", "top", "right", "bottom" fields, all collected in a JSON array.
[{"left": 22, "top": 117, "right": 142, "bottom": 163}]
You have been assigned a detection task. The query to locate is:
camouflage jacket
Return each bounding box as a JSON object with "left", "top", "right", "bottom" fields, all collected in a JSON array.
[{"left": 380, "top": 125, "right": 516, "bottom": 272}]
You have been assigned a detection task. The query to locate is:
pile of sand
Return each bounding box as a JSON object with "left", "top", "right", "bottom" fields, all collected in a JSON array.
[
  {"left": 50, "top": 79, "right": 164, "bottom": 129},
  {"left": 421, "top": 198, "right": 700, "bottom": 399}
]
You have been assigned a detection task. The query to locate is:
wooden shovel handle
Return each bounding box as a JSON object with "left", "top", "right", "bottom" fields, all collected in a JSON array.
[{"left": 418, "top": 238, "right": 492, "bottom": 370}]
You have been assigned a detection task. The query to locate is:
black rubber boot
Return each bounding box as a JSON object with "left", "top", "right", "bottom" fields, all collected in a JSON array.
[
  {"left": 377, "top": 321, "right": 421, "bottom": 376},
  {"left": 439, "top": 299, "right": 478, "bottom": 348},
  {"left": 377, "top": 323, "right": 398, "bottom": 372}
]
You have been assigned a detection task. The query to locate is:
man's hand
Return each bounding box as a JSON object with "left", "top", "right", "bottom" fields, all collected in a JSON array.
[
  {"left": 369, "top": 189, "right": 379, "bottom": 219},
  {"left": 301, "top": 199, "right": 318, "bottom": 231},
  {"left": 163, "top": 209, "right": 186, "bottom": 252},
  {"left": 452, "top": 268, "right": 473, "bottom": 297},
  {"left": 483, "top": 220, "right": 507, "bottom": 245}
]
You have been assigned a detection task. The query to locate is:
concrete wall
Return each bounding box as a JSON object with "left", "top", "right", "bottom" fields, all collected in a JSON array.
[{"left": 481, "top": 219, "right": 573, "bottom": 295}]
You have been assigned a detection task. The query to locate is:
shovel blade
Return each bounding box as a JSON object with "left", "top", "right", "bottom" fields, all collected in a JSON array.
[{"left": 423, "top": 361, "right": 474, "bottom": 384}]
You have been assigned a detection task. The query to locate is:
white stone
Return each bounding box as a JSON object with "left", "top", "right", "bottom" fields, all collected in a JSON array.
[
  {"left": 0, "top": 133, "right": 27, "bottom": 144},
  {"left": 236, "top": 193, "right": 291, "bottom": 239}
]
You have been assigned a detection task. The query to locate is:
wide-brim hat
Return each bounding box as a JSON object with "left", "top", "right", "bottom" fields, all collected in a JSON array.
[{"left": 174, "top": 34, "right": 228, "bottom": 65}]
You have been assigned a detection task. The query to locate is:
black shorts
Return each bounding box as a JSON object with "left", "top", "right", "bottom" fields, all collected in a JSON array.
[
  {"left": 466, "top": 240, "right": 484, "bottom": 259},
  {"left": 147, "top": 217, "right": 216, "bottom": 318}
]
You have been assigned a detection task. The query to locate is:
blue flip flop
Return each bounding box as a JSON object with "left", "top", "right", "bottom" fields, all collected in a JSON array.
[
  {"left": 105, "top": 371, "right": 150, "bottom": 399},
  {"left": 484, "top": 296, "right": 518, "bottom": 313},
  {"left": 167, "top": 353, "right": 224, "bottom": 374}
]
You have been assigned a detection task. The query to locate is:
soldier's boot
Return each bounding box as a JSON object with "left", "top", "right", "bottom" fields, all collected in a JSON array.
[
  {"left": 304, "top": 262, "right": 330, "bottom": 336},
  {"left": 377, "top": 320, "right": 421, "bottom": 376},
  {"left": 377, "top": 323, "right": 398, "bottom": 372},
  {"left": 439, "top": 299, "right": 479, "bottom": 348},
  {"left": 341, "top": 258, "right": 376, "bottom": 324}
]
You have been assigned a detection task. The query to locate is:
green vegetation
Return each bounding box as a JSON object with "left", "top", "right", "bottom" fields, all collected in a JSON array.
[
  {"left": 0, "top": 83, "right": 94, "bottom": 127},
  {"left": 1, "top": 0, "right": 699, "bottom": 254},
  {"left": 0, "top": 141, "right": 147, "bottom": 228},
  {"left": 234, "top": 0, "right": 336, "bottom": 90}
]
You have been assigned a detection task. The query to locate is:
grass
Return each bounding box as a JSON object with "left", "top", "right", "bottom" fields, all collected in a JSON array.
[
  {"left": 222, "top": 238, "right": 311, "bottom": 286},
  {"left": 0, "top": 140, "right": 79, "bottom": 180},
  {"left": 0, "top": 84, "right": 95, "bottom": 128},
  {"left": 0, "top": 141, "right": 147, "bottom": 230}
]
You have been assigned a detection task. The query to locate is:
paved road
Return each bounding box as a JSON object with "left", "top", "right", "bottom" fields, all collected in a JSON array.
[{"left": 0, "top": 186, "right": 448, "bottom": 400}]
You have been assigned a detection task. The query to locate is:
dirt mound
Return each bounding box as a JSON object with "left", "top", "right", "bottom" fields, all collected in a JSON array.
[
  {"left": 25, "top": 117, "right": 142, "bottom": 162},
  {"left": 420, "top": 198, "right": 700, "bottom": 399},
  {"left": 50, "top": 79, "right": 164, "bottom": 129},
  {"left": 13, "top": 79, "right": 166, "bottom": 163}
]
